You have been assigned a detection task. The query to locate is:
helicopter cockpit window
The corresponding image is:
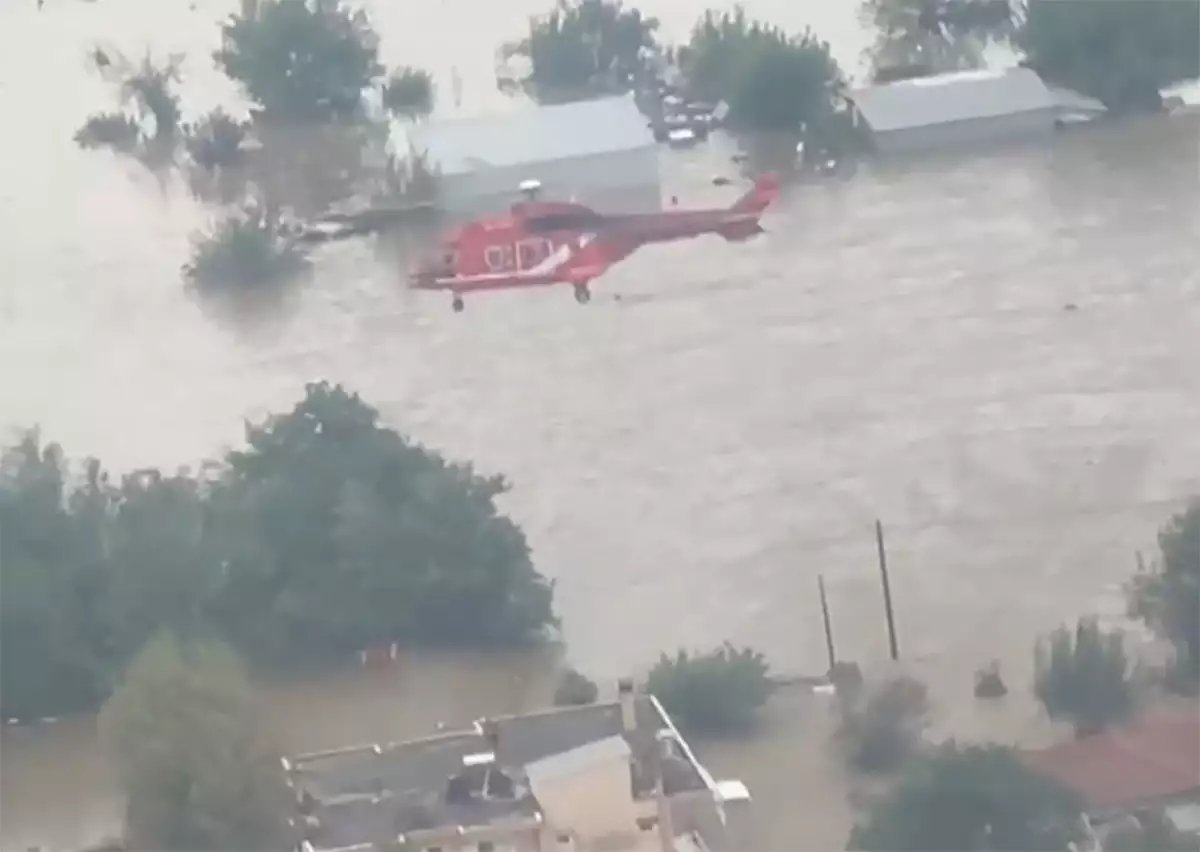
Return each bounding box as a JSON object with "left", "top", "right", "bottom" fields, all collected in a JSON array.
[{"left": 525, "top": 212, "right": 601, "bottom": 233}]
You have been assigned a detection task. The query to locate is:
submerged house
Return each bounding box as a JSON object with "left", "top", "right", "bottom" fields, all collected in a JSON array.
[
  {"left": 284, "top": 681, "right": 754, "bottom": 852},
  {"left": 1021, "top": 710, "right": 1200, "bottom": 849},
  {"left": 846, "top": 67, "right": 1107, "bottom": 155},
  {"left": 403, "top": 95, "right": 660, "bottom": 217}
]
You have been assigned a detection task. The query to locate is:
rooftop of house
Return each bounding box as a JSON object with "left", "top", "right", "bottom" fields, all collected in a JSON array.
[
  {"left": 403, "top": 95, "right": 655, "bottom": 176},
  {"left": 848, "top": 66, "right": 1103, "bottom": 134},
  {"left": 1021, "top": 710, "right": 1200, "bottom": 814},
  {"left": 286, "top": 692, "right": 713, "bottom": 850}
]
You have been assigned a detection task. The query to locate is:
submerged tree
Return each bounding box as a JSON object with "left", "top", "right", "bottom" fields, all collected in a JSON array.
[
  {"left": 858, "top": 0, "right": 1012, "bottom": 81},
  {"left": 645, "top": 643, "right": 774, "bottom": 736},
  {"left": 1018, "top": 0, "right": 1200, "bottom": 113},
  {"left": 1129, "top": 499, "right": 1200, "bottom": 692},
  {"left": 1033, "top": 617, "right": 1136, "bottom": 737},
  {"left": 846, "top": 742, "right": 1084, "bottom": 851},
  {"left": 75, "top": 51, "right": 185, "bottom": 166},
  {"left": 215, "top": 0, "right": 385, "bottom": 124},
  {"left": 383, "top": 67, "right": 435, "bottom": 121},
  {"left": 0, "top": 384, "right": 557, "bottom": 720},
  {"left": 207, "top": 381, "right": 558, "bottom": 663},
  {"left": 684, "top": 9, "right": 846, "bottom": 136},
  {"left": 100, "top": 633, "right": 291, "bottom": 851},
  {"left": 836, "top": 674, "right": 930, "bottom": 772},
  {"left": 182, "top": 208, "right": 311, "bottom": 297},
  {"left": 871, "top": 0, "right": 1200, "bottom": 112},
  {"left": 505, "top": 0, "right": 660, "bottom": 103}
]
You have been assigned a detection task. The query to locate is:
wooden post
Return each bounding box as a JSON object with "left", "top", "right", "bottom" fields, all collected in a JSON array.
[
  {"left": 876, "top": 519, "right": 899, "bottom": 661},
  {"left": 818, "top": 574, "right": 837, "bottom": 673}
]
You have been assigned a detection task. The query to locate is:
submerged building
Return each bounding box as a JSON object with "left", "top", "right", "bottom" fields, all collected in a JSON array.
[
  {"left": 285, "top": 681, "right": 754, "bottom": 852},
  {"left": 402, "top": 95, "right": 661, "bottom": 217},
  {"left": 847, "top": 67, "right": 1107, "bottom": 155}
]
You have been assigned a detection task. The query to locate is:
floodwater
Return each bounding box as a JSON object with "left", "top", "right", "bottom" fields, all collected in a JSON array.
[{"left": 2, "top": 0, "right": 1200, "bottom": 849}]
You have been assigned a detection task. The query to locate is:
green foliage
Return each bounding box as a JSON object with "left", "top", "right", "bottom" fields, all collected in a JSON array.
[
  {"left": 183, "top": 210, "right": 311, "bottom": 295},
  {"left": 100, "top": 633, "right": 291, "bottom": 851},
  {"left": 215, "top": 0, "right": 385, "bottom": 124},
  {"left": 893, "top": 0, "right": 1200, "bottom": 113},
  {"left": 554, "top": 667, "right": 599, "bottom": 706},
  {"left": 508, "top": 0, "right": 660, "bottom": 103},
  {"left": 1033, "top": 617, "right": 1135, "bottom": 737},
  {"left": 836, "top": 674, "right": 930, "bottom": 772},
  {"left": 208, "top": 381, "right": 557, "bottom": 661},
  {"left": 75, "top": 51, "right": 184, "bottom": 164},
  {"left": 75, "top": 113, "right": 142, "bottom": 154},
  {"left": 185, "top": 109, "right": 251, "bottom": 172},
  {"left": 846, "top": 742, "right": 1084, "bottom": 851},
  {"left": 858, "top": 0, "right": 1011, "bottom": 80},
  {"left": 383, "top": 67, "right": 435, "bottom": 120},
  {"left": 645, "top": 643, "right": 773, "bottom": 737},
  {"left": 0, "top": 383, "right": 558, "bottom": 720},
  {"left": 1018, "top": 0, "right": 1200, "bottom": 113},
  {"left": 1129, "top": 499, "right": 1200, "bottom": 691},
  {"left": 684, "top": 8, "right": 845, "bottom": 134}
]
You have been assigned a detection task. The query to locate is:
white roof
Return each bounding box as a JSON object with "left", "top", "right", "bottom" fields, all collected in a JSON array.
[
  {"left": 406, "top": 95, "right": 653, "bottom": 176},
  {"left": 850, "top": 67, "right": 1056, "bottom": 134},
  {"left": 524, "top": 735, "right": 631, "bottom": 786}
]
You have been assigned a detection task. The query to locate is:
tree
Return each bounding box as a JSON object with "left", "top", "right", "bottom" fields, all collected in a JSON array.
[
  {"left": 554, "top": 667, "right": 599, "bottom": 706},
  {"left": 683, "top": 9, "right": 846, "bottom": 136},
  {"left": 0, "top": 433, "right": 109, "bottom": 719},
  {"left": 1034, "top": 617, "right": 1136, "bottom": 737},
  {"left": 182, "top": 208, "right": 312, "bottom": 296},
  {"left": 858, "top": 0, "right": 1012, "bottom": 81},
  {"left": 184, "top": 109, "right": 252, "bottom": 172},
  {"left": 100, "top": 633, "right": 291, "bottom": 851},
  {"left": 1129, "top": 499, "right": 1200, "bottom": 692},
  {"left": 75, "top": 51, "right": 185, "bottom": 165},
  {"left": 206, "top": 381, "right": 557, "bottom": 663},
  {"left": 836, "top": 674, "right": 930, "bottom": 772},
  {"left": 891, "top": 0, "right": 1200, "bottom": 112},
  {"left": 383, "top": 67, "right": 435, "bottom": 121},
  {"left": 0, "top": 384, "right": 555, "bottom": 720},
  {"left": 215, "top": 0, "right": 385, "bottom": 124},
  {"left": 0, "top": 434, "right": 227, "bottom": 721},
  {"left": 1017, "top": 0, "right": 1200, "bottom": 113},
  {"left": 506, "top": 0, "right": 660, "bottom": 104},
  {"left": 846, "top": 742, "right": 1084, "bottom": 850},
  {"left": 644, "top": 643, "right": 773, "bottom": 736}
]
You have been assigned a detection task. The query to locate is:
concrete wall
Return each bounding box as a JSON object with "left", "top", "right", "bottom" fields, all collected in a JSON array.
[
  {"left": 435, "top": 146, "right": 661, "bottom": 216},
  {"left": 868, "top": 108, "right": 1057, "bottom": 155}
]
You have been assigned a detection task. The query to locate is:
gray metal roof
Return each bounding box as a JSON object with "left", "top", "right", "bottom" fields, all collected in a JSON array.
[
  {"left": 406, "top": 95, "right": 654, "bottom": 176},
  {"left": 850, "top": 67, "right": 1056, "bottom": 134}
]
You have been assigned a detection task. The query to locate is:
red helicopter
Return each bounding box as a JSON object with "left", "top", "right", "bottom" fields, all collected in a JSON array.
[{"left": 409, "top": 173, "right": 782, "bottom": 312}]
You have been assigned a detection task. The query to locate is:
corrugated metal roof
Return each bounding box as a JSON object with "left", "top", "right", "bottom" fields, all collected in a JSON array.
[
  {"left": 1020, "top": 711, "right": 1200, "bottom": 813},
  {"left": 850, "top": 67, "right": 1056, "bottom": 134},
  {"left": 406, "top": 95, "right": 654, "bottom": 176}
]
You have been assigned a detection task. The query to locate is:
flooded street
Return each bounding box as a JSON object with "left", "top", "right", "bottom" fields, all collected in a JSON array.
[{"left": 2, "top": 0, "right": 1200, "bottom": 849}]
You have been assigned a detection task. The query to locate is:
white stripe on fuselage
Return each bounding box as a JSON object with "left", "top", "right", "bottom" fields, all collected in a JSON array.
[{"left": 425, "top": 233, "right": 596, "bottom": 286}]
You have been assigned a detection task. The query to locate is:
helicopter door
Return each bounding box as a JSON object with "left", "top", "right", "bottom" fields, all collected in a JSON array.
[
  {"left": 484, "top": 244, "right": 514, "bottom": 272},
  {"left": 516, "top": 238, "right": 552, "bottom": 271}
]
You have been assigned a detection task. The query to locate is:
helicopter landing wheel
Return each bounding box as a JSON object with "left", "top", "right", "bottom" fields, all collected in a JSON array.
[
  {"left": 451, "top": 295, "right": 464, "bottom": 313},
  {"left": 573, "top": 283, "right": 591, "bottom": 305}
]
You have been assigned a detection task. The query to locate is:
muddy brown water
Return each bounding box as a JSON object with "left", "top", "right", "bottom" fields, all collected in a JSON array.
[{"left": 3, "top": 0, "right": 1200, "bottom": 848}]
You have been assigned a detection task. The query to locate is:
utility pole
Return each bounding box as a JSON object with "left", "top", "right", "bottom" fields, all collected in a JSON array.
[
  {"left": 818, "top": 574, "right": 837, "bottom": 673},
  {"left": 876, "top": 519, "right": 899, "bottom": 661}
]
